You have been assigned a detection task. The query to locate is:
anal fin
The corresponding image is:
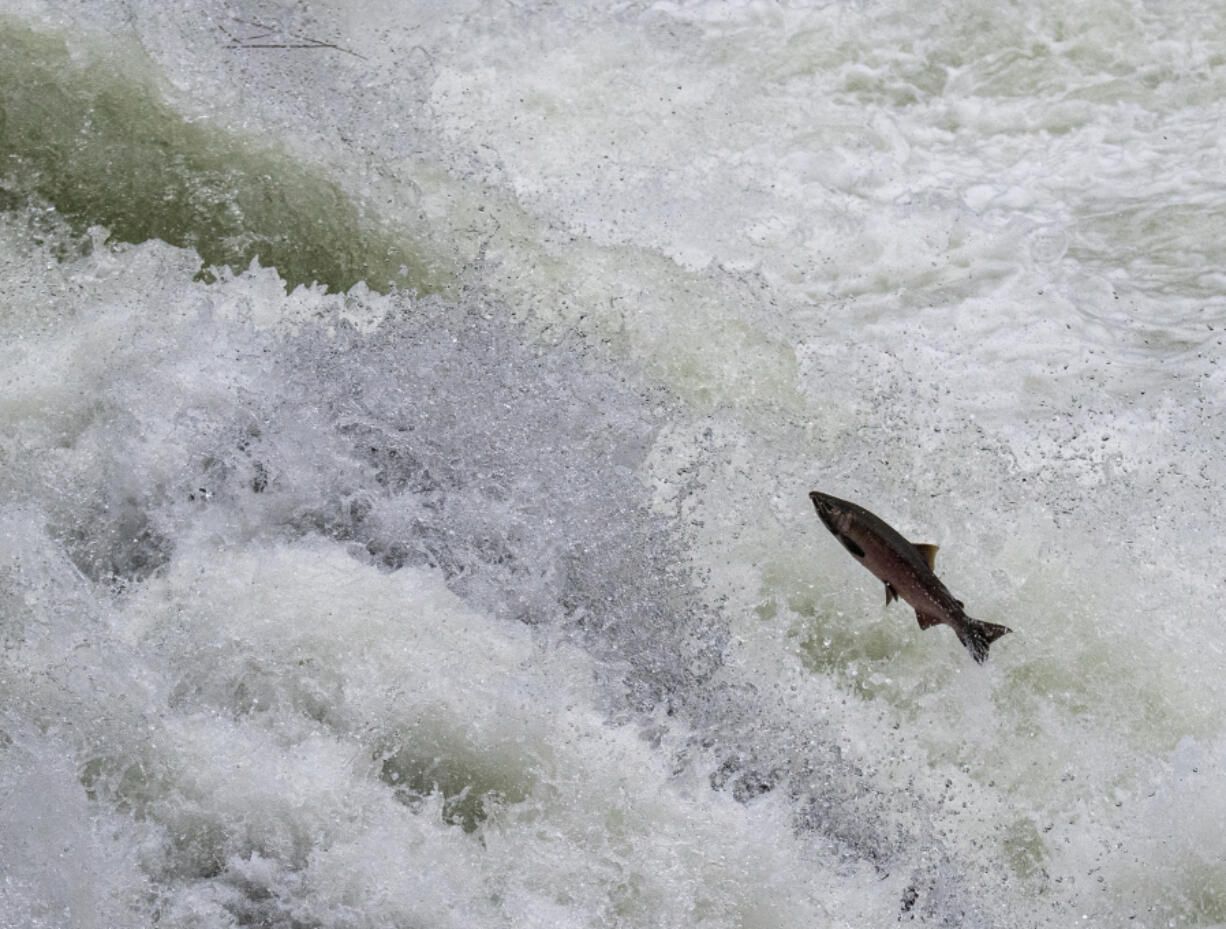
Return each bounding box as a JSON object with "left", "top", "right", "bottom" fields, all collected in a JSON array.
[
  {"left": 885, "top": 582, "right": 899, "bottom": 605},
  {"left": 915, "top": 610, "right": 943, "bottom": 630}
]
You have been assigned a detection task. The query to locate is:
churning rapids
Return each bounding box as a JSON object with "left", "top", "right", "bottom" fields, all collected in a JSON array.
[{"left": 4, "top": 1, "right": 1226, "bottom": 927}]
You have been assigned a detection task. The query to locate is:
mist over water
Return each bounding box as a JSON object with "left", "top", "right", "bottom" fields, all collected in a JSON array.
[{"left": 3, "top": 1, "right": 1226, "bottom": 927}]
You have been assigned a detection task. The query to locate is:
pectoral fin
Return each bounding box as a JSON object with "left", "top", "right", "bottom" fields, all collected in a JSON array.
[
  {"left": 913, "top": 543, "right": 939, "bottom": 570},
  {"left": 884, "top": 582, "right": 899, "bottom": 605},
  {"left": 915, "top": 610, "right": 943, "bottom": 630}
]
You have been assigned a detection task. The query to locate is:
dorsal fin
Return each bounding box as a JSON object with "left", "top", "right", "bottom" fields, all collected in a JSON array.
[{"left": 913, "top": 543, "right": 939, "bottom": 570}]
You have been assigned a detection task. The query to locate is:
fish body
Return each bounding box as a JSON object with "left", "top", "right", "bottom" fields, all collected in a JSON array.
[{"left": 808, "top": 491, "right": 1011, "bottom": 663}]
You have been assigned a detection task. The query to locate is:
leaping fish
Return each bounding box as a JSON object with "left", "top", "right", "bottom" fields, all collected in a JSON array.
[{"left": 808, "top": 491, "right": 1011, "bottom": 663}]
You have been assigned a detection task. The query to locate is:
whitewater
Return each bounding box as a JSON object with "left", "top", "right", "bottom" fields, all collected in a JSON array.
[{"left": 2, "top": 0, "right": 1225, "bottom": 926}]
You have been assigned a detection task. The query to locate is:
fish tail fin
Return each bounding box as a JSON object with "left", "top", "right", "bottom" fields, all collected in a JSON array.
[{"left": 957, "top": 618, "right": 1012, "bottom": 664}]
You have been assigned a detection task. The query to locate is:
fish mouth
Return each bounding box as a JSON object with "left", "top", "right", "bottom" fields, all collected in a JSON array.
[
  {"left": 808, "top": 491, "right": 839, "bottom": 531},
  {"left": 808, "top": 491, "right": 835, "bottom": 514}
]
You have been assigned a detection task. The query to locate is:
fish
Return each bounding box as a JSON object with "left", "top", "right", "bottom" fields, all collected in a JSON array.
[{"left": 808, "top": 491, "right": 1011, "bottom": 663}]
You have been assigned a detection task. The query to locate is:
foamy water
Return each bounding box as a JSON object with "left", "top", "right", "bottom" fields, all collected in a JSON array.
[{"left": 3, "top": 1, "right": 1226, "bottom": 926}]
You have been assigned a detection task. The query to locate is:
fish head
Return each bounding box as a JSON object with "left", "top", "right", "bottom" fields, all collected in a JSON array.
[
  {"left": 808, "top": 491, "right": 846, "bottom": 536},
  {"left": 809, "top": 490, "right": 869, "bottom": 563}
]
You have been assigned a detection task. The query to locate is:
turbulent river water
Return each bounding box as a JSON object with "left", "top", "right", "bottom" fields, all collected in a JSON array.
[{"left": 3, "top": 1, "right": 1226, "bottom": 927}]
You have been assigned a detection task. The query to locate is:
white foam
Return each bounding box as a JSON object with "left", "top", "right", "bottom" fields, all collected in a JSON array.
[
  {"left": 6, "top": 0, "right": 1226, "bottom": 925},
  {"left": 3, "top": 520, "right": 863, "bottom": 926}
]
